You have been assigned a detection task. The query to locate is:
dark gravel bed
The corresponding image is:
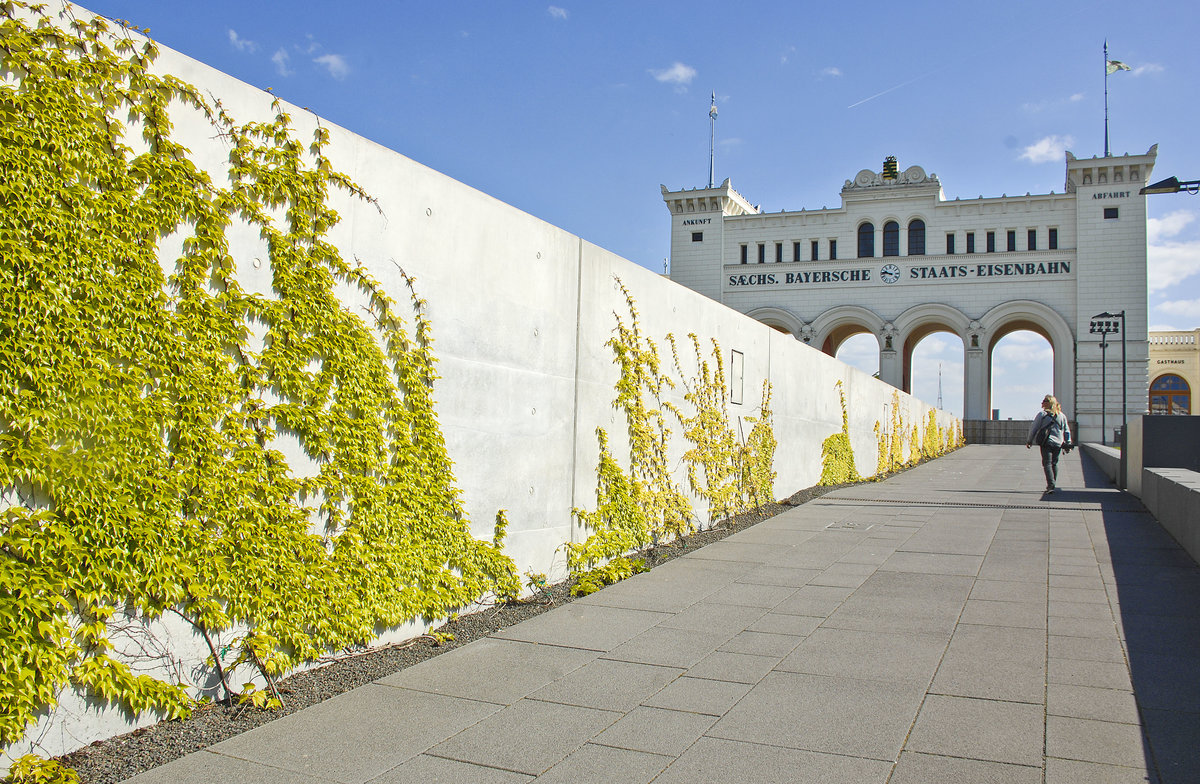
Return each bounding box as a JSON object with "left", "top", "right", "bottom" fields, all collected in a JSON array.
[{"left": 58, "top": 481, "right": 853, "bottom": 783}]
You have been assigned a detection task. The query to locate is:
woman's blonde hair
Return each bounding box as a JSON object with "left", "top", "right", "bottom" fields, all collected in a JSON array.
[{"left": 1042, "top": 395, "right": 1062, "bottom": 416}]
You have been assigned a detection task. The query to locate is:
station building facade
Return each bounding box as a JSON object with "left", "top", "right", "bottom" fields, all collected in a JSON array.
[
  {"left": 1148, "top": 329, "right": 1198, "bottom": 416},
  {"left": 663, "top": 148, "right": 1159, "bottom": 443}
]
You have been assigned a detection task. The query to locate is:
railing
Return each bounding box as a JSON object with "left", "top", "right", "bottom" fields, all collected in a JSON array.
[{"left": 1149, "top": 333, "right": 1197, "bottom": 345}]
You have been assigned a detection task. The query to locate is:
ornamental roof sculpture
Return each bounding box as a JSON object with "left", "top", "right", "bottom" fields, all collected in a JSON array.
[{"left": 843, "top": 163, "right": 938, "bottom": 191}]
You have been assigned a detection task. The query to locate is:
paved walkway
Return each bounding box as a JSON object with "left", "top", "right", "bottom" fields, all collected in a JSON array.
[{"left": 128, "top": 446, "right": 1200, "bottom": 783}]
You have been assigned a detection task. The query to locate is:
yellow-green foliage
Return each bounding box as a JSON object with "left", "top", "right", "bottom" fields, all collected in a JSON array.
[
  {"left": 567, "top": 429, "right": 651, "bottom": 571},
  {"left": 0, "top": 2, "right": 517, "bottom": 754},
  {"left": 1, "top": 755, "right": 79, "bottom": 784},
  {"left": 570, "top": 281, "right": 776, "bottom": 573},
  {"left": 922, "top": 410, "right": 944, "bottom": 458},
  {"left": 567, "top": 283, "right": 691, "bottom": 570},
  {"left": 740, "top": 384, "right": 777, "bottom": 508},
  {"left": 570, "top": 557, "right": 648, "bottom": 597},
  {"left": 819, "top": 381, "right": 860, "bottom": 485},
  {"left": 873, "top": 392, "right": 903, "bottom": 477},
  {"left": 908, "top": 424, "right": 921, "bottom": 465},
  {"left": 667, "top": 334, "right": 776, "bottom": 525},
  {"left": 668, "top": 335, "right": 738, "bottom": 523}
]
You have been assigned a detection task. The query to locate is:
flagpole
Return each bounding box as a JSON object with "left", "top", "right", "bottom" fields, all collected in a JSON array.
[
  {"left": 708, "top": 92, "right": 717, "bottom": 188},
  {"left": 1104, "top": 40, "right": 1110, "bottom": 157}
]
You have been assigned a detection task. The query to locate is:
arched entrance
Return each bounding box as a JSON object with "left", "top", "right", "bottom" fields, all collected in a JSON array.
[
  {"left": 745, "top": 307, "right": 803, "bottom": 339},
  {"left": 1150, "top": 374, "right": 1191, "bottom": 415},
  {"left": 976, "top": 301, "right": 1074, "bottom": 422},
  {"left": 989, "top": 329, "right": 1054, "bottom": 420}
]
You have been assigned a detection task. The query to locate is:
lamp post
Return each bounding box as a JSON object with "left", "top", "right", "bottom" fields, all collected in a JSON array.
[
  {"left": 1090, "top": 313, "right": 1124, "bottom": 443},
  {"left": 1140, "top": 177, "right": 1200, "bottom": 196}
]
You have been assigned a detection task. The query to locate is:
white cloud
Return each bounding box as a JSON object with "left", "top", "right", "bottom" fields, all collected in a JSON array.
[
  {"left": 228, "top": 29, "right": 256, "bottom": 53},
  {"left": 834, "top": 333, "right": 879, "bottom": 376},
  {"left": 651, "top": 62, "right": 696, "bottom": 89},
  {"left": 1157, "top": 299, "right": 1200, "bottom": 320},
  {"left": 1148, "top": 209, "right": 1195, "bottom": 243},
  {"left": 271, "top": 48, "right": 292, "bottom": 77},
  {"left": 314, "top": 53, "right": 350, "bottom": 80},
  {"left": 820, "top": 66, "right": 842, "bottom": 78},
  {"left": 1019, "top": 135, "right": 1074, "bottom": 164},
  {"left": 548, "top": 6, "right": 568, "bottom": 20},
  {"left": 1133, "top": 63, "right": 1164, "bottom": 76},
  {"left": 1022, "top": 93, "right": 1085, "bottom": 113},
  {"left": 1148, "top": 209, "right": 1200, "bottom": 292},
  {"left": 1148, "top": 241, "right": 1200, "bottom": 292},
  {"left": 780, "top": 45, "right": 796, "bottom": 65},
  {"left": 994, "top": 332, "right": 1053, "bottom": 367}
]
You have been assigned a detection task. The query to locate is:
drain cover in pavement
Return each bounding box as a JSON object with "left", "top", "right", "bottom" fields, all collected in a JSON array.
[{"left": 824, "top": 521, "right": 875, "bottom": 531}]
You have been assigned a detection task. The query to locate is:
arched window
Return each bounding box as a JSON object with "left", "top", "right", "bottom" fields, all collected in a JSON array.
[
  {"left": 908, "top": 219, "right": 926, "bottom": 256},
  {"left": 1150, "top": 374, "right": 1191, "bottom": 415},
  {"left": 883, "top": 221, "right": 899, "bottom": 257},
  {"left": 857, "top": 222, "right": 874, "bottom": 258}
]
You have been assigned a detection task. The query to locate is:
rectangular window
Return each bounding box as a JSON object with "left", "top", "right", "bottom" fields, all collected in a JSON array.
[
  {"left": 740, "top": 244, "right": 747, "bottom": 264},
  {"left": 986, "top": 231, "right": 996, "bottom": 253},
  {"left": 811, "top": 240, "right": 819, "bottom": 261},
  {"left": 775, "top": 242, "right": 783, "bottom": 263},
  {"left": 757, "top": 243, "right": 765, "bottom": 264},
  {"left": 1104, "top": 207, "right": 1119, "bottom": 220},
  {"left": 793, "top": 241, "right": 802, "bottom": 262},
  {"left": 691, "top": 231, "right": 703, "bottom": 242},
  {"left": 1048, "top": 228, "right": 1058, "bottom": 249},
  {"left": 1006, "top": 230, "right": 1016, "bottom": 252},
  {"left": 946, "top": 233, "right": 956, "bottom": 255},
  {"left": 1027, "top": 229, "right": 1036, "bottom": 251},
  {"left": 966, "top": 232, "right": 975, "bottom": 254},
  {"left": 829, "top": 239, "right": 837, "bottom": 260}
]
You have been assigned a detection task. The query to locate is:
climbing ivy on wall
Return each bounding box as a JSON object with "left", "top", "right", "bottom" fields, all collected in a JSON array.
[
  {"left": 819, "top": 381, "right": 861, "bottom": 485},
  {"left": 569, "top": 281, "right": 775, "bottom": 574},
  {"left": 0, "top": 1, "right": 518, "bottom": 764}
]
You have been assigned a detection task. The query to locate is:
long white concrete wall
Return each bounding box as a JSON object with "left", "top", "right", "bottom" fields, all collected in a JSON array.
[{"left": 11, "top": 4, "right": 958, "bottom": 760}]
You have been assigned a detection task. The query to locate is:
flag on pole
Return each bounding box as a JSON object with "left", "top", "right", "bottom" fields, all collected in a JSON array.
[{"left": 1106, "top": 59, "right": 1131, "bottom": 75}]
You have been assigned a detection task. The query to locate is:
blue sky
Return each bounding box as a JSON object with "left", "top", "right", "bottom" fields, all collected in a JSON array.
[{"left": 79, "top": 0, "right": 1200, "bottom": 420}]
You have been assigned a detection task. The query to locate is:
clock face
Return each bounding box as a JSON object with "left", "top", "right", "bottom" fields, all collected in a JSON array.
[{"left": 881, "top": 263, "right": 901, "bottom": 284}]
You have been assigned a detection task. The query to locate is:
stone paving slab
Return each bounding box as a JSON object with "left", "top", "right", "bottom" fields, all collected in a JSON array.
[
  {"left": 123, "top": 445, "right": 1200, "bottom": 783},
  {"left": 207, "top": 684, "right": 501, "bottom": 783}
]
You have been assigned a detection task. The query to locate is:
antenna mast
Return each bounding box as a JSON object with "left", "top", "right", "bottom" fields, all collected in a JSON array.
[{"left": 937, "top": 363, "right": 944, "bottom": 410}]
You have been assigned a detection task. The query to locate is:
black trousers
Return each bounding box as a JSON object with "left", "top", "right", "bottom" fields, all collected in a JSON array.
[{"left": 1039, "top": 443, "right": 1062, "bottom": 489}]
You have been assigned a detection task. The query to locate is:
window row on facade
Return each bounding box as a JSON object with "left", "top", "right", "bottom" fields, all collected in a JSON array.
[{"left": 734, "top": 220, "right": 1061, "bottom": 264}]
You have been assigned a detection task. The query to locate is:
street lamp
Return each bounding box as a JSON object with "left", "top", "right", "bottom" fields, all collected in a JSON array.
[
  {"left": 1140, "top": 176, "right": 1200, "bottom": 195},
  {"left": 1090, "top": 312, "right": 1126, "bottom": 444}
]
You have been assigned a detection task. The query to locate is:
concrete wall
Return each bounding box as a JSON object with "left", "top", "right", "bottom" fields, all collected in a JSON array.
[
  {"left": 965, "top": 419, "right": 1034, "bottom": 445},
  {"left": 1081, "top": 444, "right": 1122, "bottom": 483},
  {"left": 1122, "top": 415, "right": 1200, "bottom": 496},
  {"left": 9, "top": 4, "right": 958, "bottom": 760},
  {"left": 1140, "top": 468, "right": 1200, "bottom": 567}
]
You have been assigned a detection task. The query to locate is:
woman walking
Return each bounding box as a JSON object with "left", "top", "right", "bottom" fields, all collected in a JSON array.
[{"left": 1026, "top": 394, "right": 1072, "bottom": 493}]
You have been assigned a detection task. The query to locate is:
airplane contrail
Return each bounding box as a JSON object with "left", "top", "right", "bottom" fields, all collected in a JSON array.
[{"left": 847, "top": 73, "right": 930, "bottom": 109}]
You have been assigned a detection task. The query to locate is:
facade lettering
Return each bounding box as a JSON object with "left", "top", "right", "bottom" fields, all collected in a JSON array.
[{"left": 664, "top": 151, "right": 1156, "bottom": 440}]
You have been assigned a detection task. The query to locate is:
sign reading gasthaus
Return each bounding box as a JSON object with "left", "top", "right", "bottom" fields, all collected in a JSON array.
[{"left": 662, "top": 149, "right": 1157, "bottom": 444}]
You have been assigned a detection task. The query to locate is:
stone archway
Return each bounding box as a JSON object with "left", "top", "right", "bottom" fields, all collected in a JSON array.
[
  {"left": 811, "top": 305, "right": 886, "bottom": 356},
  {"left": 977, "top": 301, "right": 1075, "bottom": 421},
  {"left": 745, "top": 306, "right": 804, "bottom": 340},
  {"left": 893, "top": 304, "right": 971, "bottom": 396}
]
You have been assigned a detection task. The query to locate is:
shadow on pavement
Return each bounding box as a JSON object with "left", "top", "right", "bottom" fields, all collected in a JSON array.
[{"left": 1080, "top": 452, "right": 1200, "bottom": 784}]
